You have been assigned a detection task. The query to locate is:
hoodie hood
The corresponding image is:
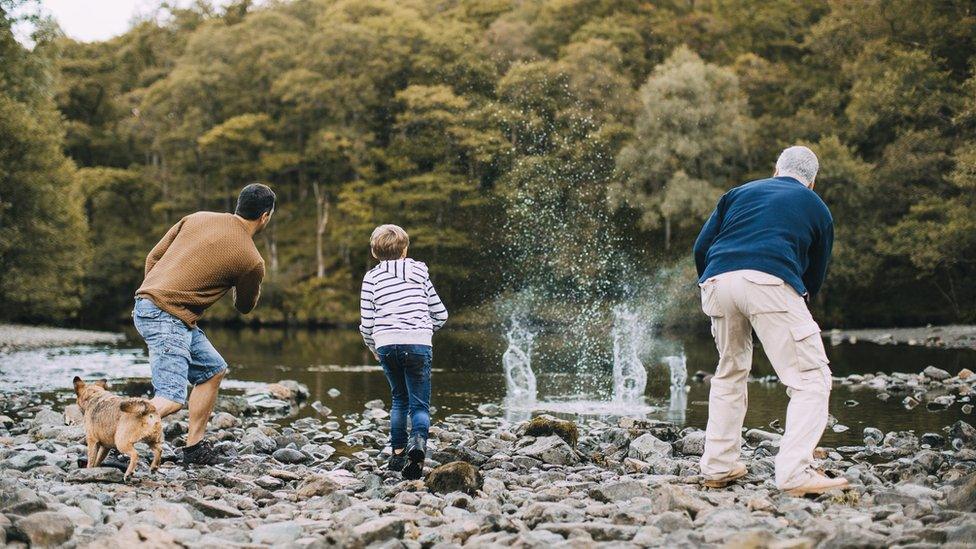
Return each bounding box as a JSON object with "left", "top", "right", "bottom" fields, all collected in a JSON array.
[{"left": 378, "top": 258, "right": 428, "bottom": 283}]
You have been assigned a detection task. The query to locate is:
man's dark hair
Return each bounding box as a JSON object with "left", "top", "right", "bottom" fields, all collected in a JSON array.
[{"left": 235, "top": 183, "right": 276, "bottom": 220}]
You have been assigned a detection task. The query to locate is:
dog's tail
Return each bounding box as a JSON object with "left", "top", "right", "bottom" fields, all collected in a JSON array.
[{"left": 120, "top": 399, "right": 154, "bottom": 416}]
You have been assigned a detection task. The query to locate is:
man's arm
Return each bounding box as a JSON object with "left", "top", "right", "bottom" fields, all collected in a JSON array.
[
  {"left": 803, "top": 213, "right": 834, "bottom": 299},
  {"left": 145, "top": 217, "right": 186, "bottom": 276},
  {"left": 693, "top": 194, "right": 727, "bottom": 277},
  {"left": 233, "top": 262, "right": 265, "bottom": 314}
]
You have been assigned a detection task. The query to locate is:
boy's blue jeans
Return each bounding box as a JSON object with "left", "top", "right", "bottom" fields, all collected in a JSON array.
[{"left": 377, "top": 344, "right": 432, "bottom": 449}]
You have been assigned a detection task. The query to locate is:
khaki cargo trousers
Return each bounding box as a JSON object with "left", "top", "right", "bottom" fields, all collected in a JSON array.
[{"left": 698, "top": 269, "right": 831, "bottom": 489}]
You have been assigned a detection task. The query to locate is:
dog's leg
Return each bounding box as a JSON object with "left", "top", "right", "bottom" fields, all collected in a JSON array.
[
  {"left": 118, "top": 442, "right": 139, "bottom": 481},
  {"left": 93, "top": 445, "right": 109, "bottom": 467},
  {"left": 150, "top": 440, "right": 162, "bottom": 473},
  {"left": 86, "top": 439, "right": 98, "bottom": 469}
]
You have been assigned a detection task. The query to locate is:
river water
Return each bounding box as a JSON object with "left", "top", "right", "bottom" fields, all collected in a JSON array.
[{"left": 1, "top": 327, "right": 973, "bottom": 448}]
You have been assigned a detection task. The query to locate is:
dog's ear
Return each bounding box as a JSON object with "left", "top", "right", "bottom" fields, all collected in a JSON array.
[
  {"left": 94, "top": 379, "right": 108, "bottom": 389},
  {"left": 73, "top": 376, "right": 85, "bottom": 395},
  {"left": 120, "top": 399, "right": 150, "bottom": 415}
]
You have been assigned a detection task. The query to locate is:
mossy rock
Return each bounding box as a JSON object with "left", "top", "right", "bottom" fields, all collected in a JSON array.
[
  {"left": 522, "top": 414, "right": 579, "bottom": 448},
  {"left": 426, "top": 461, "right": 483, "bottom": 495}
]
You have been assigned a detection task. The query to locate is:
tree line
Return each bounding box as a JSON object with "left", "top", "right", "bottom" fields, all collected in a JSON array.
[{"left": 2, "top": 0, "right": 974, "bottom": 329}]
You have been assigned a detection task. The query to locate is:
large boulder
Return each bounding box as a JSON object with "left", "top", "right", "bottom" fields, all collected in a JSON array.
[
  {"left": 946, "top": 472, "right": 976, "bottom": 512},
  {"left": 15, "top": 511, "right": 75, "bottom": 547},
  {"left": 426, "top": 461, "right": 483, "bottom": 495},
  {"left": 628, "top": 433, "right": 672, "bottom": 461},
  {"left": 520, "top": 415, "right": 579, "bottom": 447},
  {"left": 516, "top": 435, "right": 579, "bottom": 466}
]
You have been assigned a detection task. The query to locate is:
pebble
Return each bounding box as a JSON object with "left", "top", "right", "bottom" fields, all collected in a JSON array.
[{"left": 0, "top": 374, "right": 973, "bottom": 549}]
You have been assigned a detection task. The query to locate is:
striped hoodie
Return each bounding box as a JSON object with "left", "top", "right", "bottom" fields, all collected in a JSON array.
[{"left": 359, "top": 258, "right": 448, "bottom": 352}]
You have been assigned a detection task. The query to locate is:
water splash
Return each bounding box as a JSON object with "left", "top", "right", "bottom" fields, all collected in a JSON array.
[
  {"left": 664, "top": 354, "right": 688, "bottom": 422},
  {"left": 664, "top": 354, "right": 687, "bottom": 389},
  {"left": 611, "top": 304, "right": 647, "bottom": 403},
  {"left": 502, "top": 321, "right": 537, "bottom": 402}
]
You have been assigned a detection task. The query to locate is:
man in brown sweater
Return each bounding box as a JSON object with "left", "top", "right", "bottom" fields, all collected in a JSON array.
[{"left": 133, "top": 183, "right": 274, "bottom": 466}]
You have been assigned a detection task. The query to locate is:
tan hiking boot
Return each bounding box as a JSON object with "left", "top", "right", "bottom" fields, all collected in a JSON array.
[
  {"left": 784, "top": 472, "right": 850, "bottom": 496},
  {"left": 703, "top": 462, "right": 748, "bottom": 488}
]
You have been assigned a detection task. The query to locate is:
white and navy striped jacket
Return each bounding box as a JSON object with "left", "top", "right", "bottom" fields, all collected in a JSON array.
[{"left": 359, "top": 258, "right": 448, "bottom": 353}]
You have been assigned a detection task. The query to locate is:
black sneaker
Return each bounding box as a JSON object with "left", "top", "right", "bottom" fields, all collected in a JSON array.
[
  {"left": 388, "top": 451, "right": 407, "bottom": 472},
  {"left": 402, "top": 434, "right": 426, "bottom": 480},
  {"left": 182, "top": 440, "right": 226, "bottom": 466}
]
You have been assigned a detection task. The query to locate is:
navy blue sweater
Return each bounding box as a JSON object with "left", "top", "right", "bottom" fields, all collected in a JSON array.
[{"left": 693, "top": 176, "right": 833, "bottom": 298}]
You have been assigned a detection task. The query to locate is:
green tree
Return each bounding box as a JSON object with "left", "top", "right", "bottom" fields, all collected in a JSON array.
[{"left": 612, "top": 46, "right": 755, "bottom": 251}]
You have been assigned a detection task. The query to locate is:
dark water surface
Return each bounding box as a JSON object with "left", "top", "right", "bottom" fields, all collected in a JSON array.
[{"left": 1, "top": 326, "right": 973, "bottom": 448}]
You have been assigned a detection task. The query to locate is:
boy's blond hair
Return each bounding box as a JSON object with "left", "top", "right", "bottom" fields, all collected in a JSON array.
[{"left": 370, "top": 224, "right": 409, "bottom": 260}]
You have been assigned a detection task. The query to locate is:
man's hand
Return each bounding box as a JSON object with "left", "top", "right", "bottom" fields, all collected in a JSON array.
[{"left": 372, "top": 351, "right": 380, "bottom": 362}]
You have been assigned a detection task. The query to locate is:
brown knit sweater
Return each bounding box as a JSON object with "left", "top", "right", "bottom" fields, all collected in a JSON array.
[{"left": 136, "top": 212, "right": 265, "bottom": 327}]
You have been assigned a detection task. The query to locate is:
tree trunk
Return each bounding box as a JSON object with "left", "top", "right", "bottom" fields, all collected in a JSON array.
[
  {"left": 664, "top": 215, "right": 672, "bottom": 251},
  {"left": 312, "top": 181, "right": 330, "bottom": 278}
]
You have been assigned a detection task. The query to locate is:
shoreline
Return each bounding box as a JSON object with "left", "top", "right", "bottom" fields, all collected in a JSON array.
[
  {"left": 0, "top": 324, "right": 124, "bottom": 353},
  {"left": 0, "top": 381, "right": 974, "bottom": 547},
  {"left": 829, "top": 325, "right": 976, "bottom": 350}
]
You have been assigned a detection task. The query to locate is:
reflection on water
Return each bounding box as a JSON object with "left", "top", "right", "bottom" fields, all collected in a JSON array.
[{"left": 0, "top": 326, "right": 973, "bottom": 447}]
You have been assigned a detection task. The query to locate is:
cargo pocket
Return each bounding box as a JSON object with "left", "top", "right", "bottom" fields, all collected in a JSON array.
[
  {"left": 790, "top": 322, "right": 830, "bottom": 373},
  {"left": 699, "top": 281, "right": 724, "bottom": 318},
  {"left": 743, "top": 272, "right": 790, "bottom": 314}
]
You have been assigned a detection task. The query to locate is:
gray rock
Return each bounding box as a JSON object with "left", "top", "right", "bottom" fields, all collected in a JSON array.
[
  {"left": 365, "top": 399, "right": 385, "bottom": 410},
  {"left": 149, "top": 501, "right": 194, "bottom": 529},
  {"left": 312, "top": 401, "right": 333, "bottom": 417},
  {"left": 676, "top": 431, "right": 706, "bottom": 456},
  {"left": 946, "top": 472, "right": 976, "bottom": 511},
  {"left": 15, "top": 511, "right": 74, "bottom": 547},
  {"left": 744, "top": 429, "right": 782, "bottom": 445},
  {"left": 651, "top": 510, "right": 693, "bottom": 533},
  {"left": 296, "top": 474, "right": 343, "bottom": 499},
  {"left": 949, "top": 420, "right": 976, "bottom": 446},
  {"left": 183, "top": 495, "right": 243, "bottom": 518},
  {"left": 818, "top": 523, "right": 886, "bottom": 548},
  {"left": 255, "top": 475, "right": 285, "bottom": 490},
  {"left": 522, "top": 502, "right": 586, "bottom": 527},
  {"left": 354, "top": 516, "right": 404, "bottom": 545},
  {"left": 589, "top": 480, "right": 650, "bottom": 502},
  {"left": 652, "top": 484, "right": 711, "bottom": 518},
  {"left": 923, "top": 365, "right": 951, "bottom": 381},
  {"left": 534, "top": 522, "right": 638, "bottom": 542},
  {"left": 63, "top": 404, "right": 84, "bottom": 425},
  {"left": 6, "top": 450, "right": 59, "bottom": 471},
  {"left": 67, "top": 467, "right": 125, "bottom": 483},
  {"left": 30, "top": 407, "right": 64, "bottom": 428},
  {"left": 241, "top": 428, "right": 277, "bottom": 454},
  {"left": 628, "top": 433, "right": 671, "bottom": 461},
  {"left": 211, "top": 412, "right": 238, "bottom": 429},
  {"left": 516, "top": 435, "right": 579, "bottom": 466},
  {"left": 251, "top": 521, "right": 302, "bottom": 545},
  {"left": 327, "top": 388, "right": 341, "bottom": 398},
  {"left": 272, "top": 447, "right": 308, "bottom": 464},
  {"left": 863, "top": 427, "right": 884, "bottom": 446}
]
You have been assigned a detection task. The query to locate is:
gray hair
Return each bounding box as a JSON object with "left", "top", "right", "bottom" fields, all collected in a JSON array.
[{"left": 775, "top": 146, "right": 819, "bottom": 187}]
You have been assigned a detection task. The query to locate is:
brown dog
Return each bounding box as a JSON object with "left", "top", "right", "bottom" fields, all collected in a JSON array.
[{"left": 73, "top": 376, "right": 163, "bottom": 480}]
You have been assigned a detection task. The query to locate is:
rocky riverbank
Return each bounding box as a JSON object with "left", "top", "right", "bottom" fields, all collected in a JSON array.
[
  {"left": 828, "top": 325, "right": 976, "bottom": 350},
  {"left": 0, "top": 324, "right": 124, "bottom": 352},
  {"left": 1, "top": 380, "right": 975, "bottom": 548}
]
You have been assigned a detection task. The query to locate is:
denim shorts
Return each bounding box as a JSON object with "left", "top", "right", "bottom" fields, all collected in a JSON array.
[{"left": 132, "top": 298, "right": 228, "bottom": 404}]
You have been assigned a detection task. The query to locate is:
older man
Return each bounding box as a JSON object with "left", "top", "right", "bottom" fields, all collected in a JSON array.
[{"left": 693, "top": 146, "right": 848, "bottom": 496}]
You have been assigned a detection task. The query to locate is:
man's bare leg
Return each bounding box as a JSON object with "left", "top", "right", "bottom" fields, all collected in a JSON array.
[
  {"left": 149, "top": 396, "right": 182, "bottom": 418},
  {"left": 185, "top": 371, "right": 225, "bottom": 447}
]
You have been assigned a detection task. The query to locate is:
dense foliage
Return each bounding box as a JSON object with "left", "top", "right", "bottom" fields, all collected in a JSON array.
[{"left": 2, "top": 0, "right": 975, "bottom": 328}]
